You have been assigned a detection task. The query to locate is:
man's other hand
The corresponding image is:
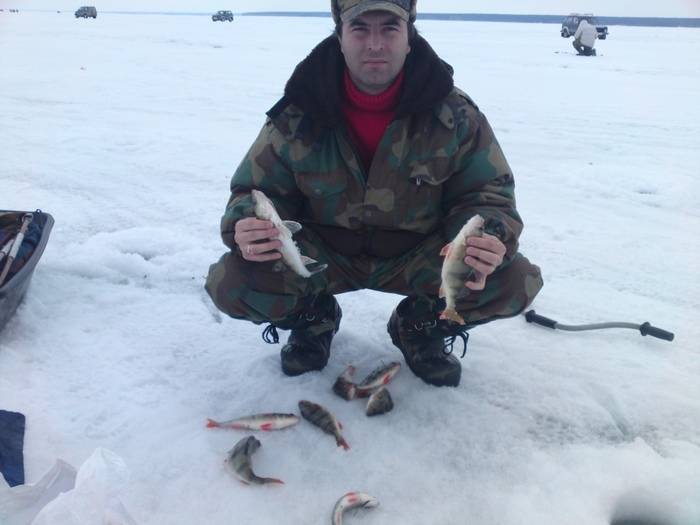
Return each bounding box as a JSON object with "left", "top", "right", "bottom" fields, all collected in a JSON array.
[
  {"left": 463, "top": 234, "right": 506, "bottom": 291},
  {"left": 234, "top": 218, "right": 282, "bottom": 262}
]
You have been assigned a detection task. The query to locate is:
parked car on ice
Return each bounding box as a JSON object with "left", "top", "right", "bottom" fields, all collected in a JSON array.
[
  {"left": 75, "top": 6, "right": 97, "bottom": 18},
  {"left": 561, "top": 14, "right": 608, "bottom": 40},
  {"left": 212, "top": 10, "right": 233, "bottom": 22}
]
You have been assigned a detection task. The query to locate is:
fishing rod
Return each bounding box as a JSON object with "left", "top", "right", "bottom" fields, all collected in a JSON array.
[
  {"left": 0, "top": 236, "right": 15, "bottom": 264},
  {"left": 0, "top": 213, "right": 33, "bottom": 287},
  {"left": 524, "top": 310, "right": 674, "bottom": 342}
]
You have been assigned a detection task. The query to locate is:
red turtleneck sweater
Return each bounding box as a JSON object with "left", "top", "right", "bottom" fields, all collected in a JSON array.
[{"left": 341, "top": 68, "right": 404, "bottom": 171}]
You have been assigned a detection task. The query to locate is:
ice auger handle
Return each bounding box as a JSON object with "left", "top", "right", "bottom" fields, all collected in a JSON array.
[
  {"left": 639, "top": 322, "right": 675, "bottom": 342},
  {"left": 524, "top": 310, "right": 557, "bottom": 329},
  {"left": 524, "top": 310, "right": 675, "bottom": 343}
]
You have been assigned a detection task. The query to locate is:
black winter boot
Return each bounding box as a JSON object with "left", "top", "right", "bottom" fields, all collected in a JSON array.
[
  {"left": 268, "top": 295, "right": 342, "bottom": 377},
  {"left": 387, "top": 296, "right": 469, "bottom": 387}
]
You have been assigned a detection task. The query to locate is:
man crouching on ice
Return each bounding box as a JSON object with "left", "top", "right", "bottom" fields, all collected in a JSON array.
[{"left": 206, "top": 0, "right": 543, "bottom": 387}]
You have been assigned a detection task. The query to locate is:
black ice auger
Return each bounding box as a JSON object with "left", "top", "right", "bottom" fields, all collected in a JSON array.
[{"left": 524, "top": 310, "right": 675, "bottom": 342}]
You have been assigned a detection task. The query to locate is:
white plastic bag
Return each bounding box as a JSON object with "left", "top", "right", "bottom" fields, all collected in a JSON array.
[
  {"left": 31, "top": 448, "right": 137, "bottom": 525},
  {"left": 0, "top": 459, "right": 77, "bottom": 525}
]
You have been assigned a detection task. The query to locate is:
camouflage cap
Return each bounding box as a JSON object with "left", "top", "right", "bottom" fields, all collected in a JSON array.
[{"left": 331, "top": 0, "right": 417, "bottom": 24}]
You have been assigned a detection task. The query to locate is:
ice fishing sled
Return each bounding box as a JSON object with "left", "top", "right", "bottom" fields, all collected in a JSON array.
[{"left": 0, "top": 210, "right": 54, "bottom": 333}]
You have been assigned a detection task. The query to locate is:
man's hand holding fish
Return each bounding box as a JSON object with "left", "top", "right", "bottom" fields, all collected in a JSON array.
[
  {"left": 234, "top": 217, "right": 282, "bottom": 262},
  {"left": 462, "top": 234, "right": 507, "bottom": 291}
]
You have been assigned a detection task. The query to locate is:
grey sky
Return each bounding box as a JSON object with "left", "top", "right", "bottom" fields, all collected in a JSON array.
[{"left": 4, "top": 0, "right": 699, "bottom": 17}]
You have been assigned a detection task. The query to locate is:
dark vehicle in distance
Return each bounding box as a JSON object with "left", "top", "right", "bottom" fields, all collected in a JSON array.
[
  {"left": 212, "top": 10, "right": 233, "bottom": 22},
  {"left": 561, "top": 14, "right": 608, "bottom": 39},
  {"left": 75, "top": 6, "right": 97, "bottom": 18}
]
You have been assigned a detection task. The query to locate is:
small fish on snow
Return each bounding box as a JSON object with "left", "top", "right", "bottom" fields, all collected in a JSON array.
[
  {"left": 365, "top": 387, "right": 394, "bottom": 417},
  {"left": 332, "top": 492, "right": 379, "bottom": 525},
  {"left": 225, "top": 435, "right": 284, "bottom": 485},
  {"left": 298, "top": 400, "right": 350, "bottom": 450},
  {"left": 206, "top": 412, "right": 299, "bottom": 431},
  {"left": 439, "top": 214, "right": 485, "bottom": 324},
  {"left": 251, "top": 189, "right": 327, "bottom": 278},
  {"left": 332, "top": 365, "right": 357, "bottom": 401},
  {"left": 355, "top": 361, "right": 401, "bottom": 397}
]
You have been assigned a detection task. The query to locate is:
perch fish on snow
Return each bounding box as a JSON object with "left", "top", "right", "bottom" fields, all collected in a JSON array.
[
  {"left": 439, "top": 214, "right": 485, "bottom": 325},
  {"left": 355, "top": 361, "right": 401, "bottom": 398},
  {"left": 365, "top": 387, "right": 394, "bottom": 417},
  {"left": 331, "top": 364, "right": 398, "bottom": 416},
  {"left": 251, "top": 189, "right": 327, "bottom": 278},
  {"left": 206, "top": 412, "right": 299, "bottom": 431},
  {"left": 332, "top": 492, "right": 380, "bottom": 525},
  {"left": 225, "top": 435, "right": 284, "bottom": 485},
  {"left": 332, "top": 361, "right": 401, "bottom": 401},
  {"left": 298, "top": 400, "right": 350, "bottom": 450},
  {"left": 332, "top": 365, "right": 358, "bottom": 401}
]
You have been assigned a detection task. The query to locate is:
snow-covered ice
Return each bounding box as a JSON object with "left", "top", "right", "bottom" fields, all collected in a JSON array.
[{"left": 1, "top": 12, "right": 699, "bottom": 525}]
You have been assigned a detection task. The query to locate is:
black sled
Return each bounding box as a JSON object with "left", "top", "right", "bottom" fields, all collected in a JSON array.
[{"left": 0, "top": 210, "right": 54, "bottom": 333}]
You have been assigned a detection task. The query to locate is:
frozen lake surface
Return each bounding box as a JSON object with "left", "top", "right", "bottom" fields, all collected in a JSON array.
[{"left": 1, "top": 12, "right": 699, "bottom": 525}]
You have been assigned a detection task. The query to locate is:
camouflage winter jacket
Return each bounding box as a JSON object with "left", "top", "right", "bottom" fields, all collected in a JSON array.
[{"left": 220, "top": 35, "right": 523, "bottom": 260}]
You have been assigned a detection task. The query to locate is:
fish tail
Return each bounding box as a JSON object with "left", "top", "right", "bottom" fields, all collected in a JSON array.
[
  {"left": 337, "top": 437, "right": 350, "bottom": 450},
  {"left": 439, "top": 309, "right": 465, "bottom": 325},
  {"left": 206, "top": 418, "right": 220, "bottom": 428},
  {"left": 260, "top": 477, "right": 285, "bottom": 485}
]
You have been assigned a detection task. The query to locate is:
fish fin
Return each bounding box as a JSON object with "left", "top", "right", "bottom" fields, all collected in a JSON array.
[
  {"left": 338, "top": 438, "right": 350, "bottom": 451},
  {"left": 457, "top": 287, "right": 472, "bottom": 300},
  {"left": 338, "top": 421, "right": 343, "bottom": 430},
  {"left": 438, "top": 286, "right": 445, "bottom": 298},
  {"left": 303, "top": 258, "right": 328, "bottom": 275},
  {"left": 282, "top": 220, "right": 302, "bottom": 234},
  {"left": 439, "top": 243, "right": 451, "bottom": 257},
  {"left": 262, "top": 477, "right": 285, "bottom": 485},
  {"left": 463, "top": 268, "right": 478, "bottom": 284},
  {"left": 206, "top": 419, "right": 220, "bottom": 428},
  {"left": 439, "top": 309, "right": 466, "bottom": 325},
  {"left": 260, "top": 423, "right": 273, "bottom": 431},
  {"left": 340, "top": 365, "right": 356, "bottom": 381}
]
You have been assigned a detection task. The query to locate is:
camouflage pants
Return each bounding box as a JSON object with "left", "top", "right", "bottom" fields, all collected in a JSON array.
[
  {"left": 205, "top": 227, "right": 543, "bottom": 329},
  {"left": 205, "top": 228, "right": 542, "bottom": 326}
]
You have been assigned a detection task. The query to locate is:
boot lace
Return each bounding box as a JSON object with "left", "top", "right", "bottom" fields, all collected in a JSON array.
[
  {"left": 442, "top": 331, "right": 469, "bottom": 358},
  {"left": 261, "top": 323, "right": 280, "bottom": 344}
]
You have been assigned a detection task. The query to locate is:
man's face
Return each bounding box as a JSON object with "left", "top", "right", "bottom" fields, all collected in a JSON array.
[{"left": 339, "top": 10, "right": 411, "bottom": 95}]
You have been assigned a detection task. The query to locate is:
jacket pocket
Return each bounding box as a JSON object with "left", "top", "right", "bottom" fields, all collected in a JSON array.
[
  {"left": 295, "top": 171, "right": 349, "bottom": 224},
  {"left": 406, "top": 157, "right": 452, "bottom": 187},
  {"left": 296, "top": 171, "right": 347, "bottom": 199},
  {"left": 398, "top": 160, "right": 452, "bottom": 233}
]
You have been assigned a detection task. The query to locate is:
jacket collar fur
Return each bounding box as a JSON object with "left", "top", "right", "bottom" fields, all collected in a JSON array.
[{"left": 267, "top": 35, "right": 455, "bottom": 128}]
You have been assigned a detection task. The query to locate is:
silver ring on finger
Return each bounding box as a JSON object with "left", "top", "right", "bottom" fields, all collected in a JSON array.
[{"left": 246, "top": 244, "right": 253, "bottom": 256}]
